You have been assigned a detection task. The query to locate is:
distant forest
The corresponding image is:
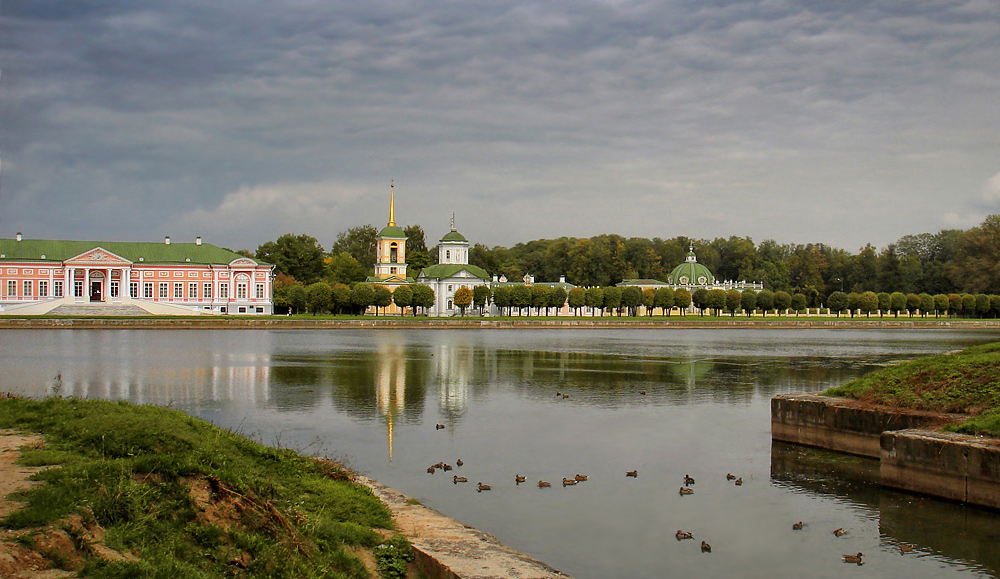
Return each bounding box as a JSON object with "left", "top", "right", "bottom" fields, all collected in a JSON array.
[{"left": 254, "top": 214, "right": 1000, "bottom": 308}]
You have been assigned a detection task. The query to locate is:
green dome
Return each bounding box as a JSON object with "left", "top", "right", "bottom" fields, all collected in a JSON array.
[
  {"left": 440, "top": 230, "right": 468, "bottom": 242},
  {"left": 378, "top": 225, "right": 406, "bottom": 238},
  {"left": 669, "top": 251, "right": 715, "bottom": 286}
]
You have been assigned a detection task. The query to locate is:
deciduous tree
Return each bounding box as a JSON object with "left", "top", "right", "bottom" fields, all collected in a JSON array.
[
  {"left": 741, "top": 290, "right": 757, "bottom": 317},
  {"left": 621, "top": 286, "right": 643, "bottom": 316},
  {"left": 756, "top": 289, "right": 774, "bottom": 316},
  {"left": 585, "top": 287, "right": 604, "bottom": 316},
  {"left": 454, "top": 286, "right": 474, "bottom": 316},
  {"left": 411, "top": 284, "right": 435, "bottom": 316},
  {"left": 674, "top": 288, "right": 691, "bottom": 314},
  {"left": 655, "top": 287, "right": 675, "bottom": 316},
  {"left": 791, "top": 293, "right": 807, "bottom": 315},
  {"left": 567, "top": 287, "right": 586, "bottom": 316},
  {"left": 350, "top": 282, "right": 375, "bottom": 314},
  {"left": 827, "top": 291, "right": 848, "bottom": 317},
  {"left": 773, "top": 291, "right": 792, "bottom": 314},
  {"left": 392, "top": 285, "right": 413, "bottom": 315},
  {"left": 256, "top": 234, "right": 326, "bottom": 284},
  {"left": 372, "top": 285, "right": 393, "bottom": 315},
  {"left": 306, "top": 282, "right": 332, "bottom": 315},
  {"left": 332, "top": 225, "right": 378, "bottom": 270}
]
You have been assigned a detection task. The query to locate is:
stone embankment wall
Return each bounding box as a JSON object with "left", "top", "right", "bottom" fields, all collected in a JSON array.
[
  {"left": 357, "top": 476, "right": 573, "bottom": 579},
  {"left": 770, "top": 393, "right": 964, "bottom": 458},
  {"left": 3, "top": 318, "right": 1000, "bottom": 330},
  {"left": 772, "top": 393, "right": 1000, "bottom": 510},
  {"left": 882, "top": 429, "right": 1000, "bottom": 511}
]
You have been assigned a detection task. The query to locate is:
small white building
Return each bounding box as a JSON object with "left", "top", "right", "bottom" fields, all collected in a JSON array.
[{"left": 415, "top": 220, "right": 489, "bottom": 316}]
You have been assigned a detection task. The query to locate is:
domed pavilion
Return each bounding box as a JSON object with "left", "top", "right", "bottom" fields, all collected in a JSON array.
[{"left": 668, "top": 248, "right": 716, "bottom": 287}]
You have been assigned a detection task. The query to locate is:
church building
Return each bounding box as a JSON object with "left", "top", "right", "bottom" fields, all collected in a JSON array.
[{"left": 415, "top": 216, "right": 490, "bottom": 316}]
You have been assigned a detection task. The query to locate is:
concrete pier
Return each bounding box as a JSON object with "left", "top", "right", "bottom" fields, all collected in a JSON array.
[
  {"left": 772, "top": 393, "right": 1000, "bottom": 510},
  {"left": 881, "top": 429, "right": 1000, "bottom": 510},
  {"left": 771, "top": 392, "right": 964, "bottom": 458}
]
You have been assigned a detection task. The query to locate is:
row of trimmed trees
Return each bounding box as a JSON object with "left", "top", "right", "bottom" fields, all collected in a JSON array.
[
  {"left": 826, "top": 291, "right": 1000, "bottom": 318},
  {"left": 274, "top": 278, "right": 436, "bottom": 316},
  {"left": 450, "top": 285, "right": 1000, "bottom": 318}
]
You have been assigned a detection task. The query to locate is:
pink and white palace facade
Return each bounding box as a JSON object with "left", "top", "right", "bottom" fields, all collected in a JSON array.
[{"left": 0, "top": 234, "right": 274, "bottom": 315}]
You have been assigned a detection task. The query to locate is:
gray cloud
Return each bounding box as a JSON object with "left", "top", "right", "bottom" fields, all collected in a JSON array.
[{"left": 2, "top": 0, "right": 997, "bottom": 252}]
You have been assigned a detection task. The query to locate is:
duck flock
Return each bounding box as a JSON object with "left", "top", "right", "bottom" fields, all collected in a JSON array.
[{"left": 425, "top": 424, "right": 917, "bottom": 566}]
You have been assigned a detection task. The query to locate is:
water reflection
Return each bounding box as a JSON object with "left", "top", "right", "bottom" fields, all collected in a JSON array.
[
  {"left": 771, "top": 442, "right": 1000, "bottom": 575},
  {"left": 4, "top": 329, "right": 1000, "bottom": 579}
]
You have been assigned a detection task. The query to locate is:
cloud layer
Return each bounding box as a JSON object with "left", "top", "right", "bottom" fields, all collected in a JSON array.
[{"left": 2, "top": 0, "right": 998, "bottom": 251}]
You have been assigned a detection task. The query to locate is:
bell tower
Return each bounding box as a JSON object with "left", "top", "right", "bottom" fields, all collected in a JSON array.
[{"left": 374, "top": 181, "right": 407, "bottom": 280}]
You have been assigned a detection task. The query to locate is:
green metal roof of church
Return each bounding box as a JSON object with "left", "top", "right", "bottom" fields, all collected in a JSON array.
[
  {"left": 417, "top": 264, "right": 489, "bottom": 280},
  {"left": 378, "top": 225, "right": 407, "bottom": 238},
  {"left": 0, "top": 238, "right": 266, "bottom": 266},
  {"left": 440, "top": 230, "right": 468, "bottom": 242}
]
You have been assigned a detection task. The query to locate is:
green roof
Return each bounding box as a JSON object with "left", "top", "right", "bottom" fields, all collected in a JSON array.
[
  {"left": 440, "top": 230, "right": 468, "bottom": 242},
  {"left": 378, "top": 225, "right": 407, "bottom": 238},
  {"left": 0, "top": 238, "right": 263, "bottom": 266},
  {"left": 619, "top": 279, "right": 669, "bottom": 286},
  {"left": 417, "top": 264, "right": 489, "bottom": 280},
  {"left": 668, "top": 257, "right": 715, "bottom": 286}
]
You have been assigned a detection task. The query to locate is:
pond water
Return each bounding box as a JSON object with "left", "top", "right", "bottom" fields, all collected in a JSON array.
[{"left": 2, "top": 328, "right": 1000, "bottom": 578}]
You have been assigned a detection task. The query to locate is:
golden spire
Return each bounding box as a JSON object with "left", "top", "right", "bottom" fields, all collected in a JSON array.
[{"left": 388, "top": 180, "right": 396, "bottom": 227}]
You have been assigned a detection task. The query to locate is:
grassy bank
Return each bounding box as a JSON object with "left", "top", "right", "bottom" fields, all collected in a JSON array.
[
  {"left": 0, "top": 397, "right": 413, "bottom": 578},
  {"left": 824, "top": 342, "right": 1000, "bottom": 437}
]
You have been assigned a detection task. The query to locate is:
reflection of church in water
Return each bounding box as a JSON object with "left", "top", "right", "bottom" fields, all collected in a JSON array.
[{"left": 371, "top": 339, "right": 480, "bottom": 463}]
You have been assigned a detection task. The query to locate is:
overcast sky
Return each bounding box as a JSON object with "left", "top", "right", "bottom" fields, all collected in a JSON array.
[{"left": 1, "top": 0, "right": 998, "bottom": 253}]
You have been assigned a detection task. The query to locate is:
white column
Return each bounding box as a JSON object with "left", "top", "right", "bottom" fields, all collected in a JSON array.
[
  {"left": 123, "top": 268, "right": 131, "bottom": 302},
  {"left": 65, "top": 267, "right": 72, "bottom": 302}
]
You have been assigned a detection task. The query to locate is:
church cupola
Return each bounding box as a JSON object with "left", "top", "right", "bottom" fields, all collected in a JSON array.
[{"left": 438, "top": 213, "right": 469, "bottom": 265}]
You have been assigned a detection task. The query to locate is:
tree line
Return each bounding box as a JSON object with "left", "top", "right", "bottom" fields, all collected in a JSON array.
[{"left": 252, "top": 215, "right": 1000, "bottom": 314}]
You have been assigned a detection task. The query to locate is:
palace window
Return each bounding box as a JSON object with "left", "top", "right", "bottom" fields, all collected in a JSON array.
[
  {"left": 6, "top": 280, "right": 15, "bottom": 296},
  {"left": 110, "top": 282, "right": 119, "bottom": 298},
  {"left": 23, "top": 281, "right": 32, "bottom": 297},
  {"left": 189, "top": 283, "right": 198, "bottom": 299},
  {"left": 255, "top": 284, "right": 265, "bottom": 299},
  {"left": 174, "top": 283, "right": 183, "bottom": 299},
  {"left": 219, "top": 283, "right": 229, "bottom": 299},
  {"left": 74, "top": 281, "right": 84, "bottom": 298},
  {"left": 130, "top": 282, "right": 138, "bottom": 298},
  {"left": 446, "top": 250, "right": 450, "bottom": 260},
  {"left": 159, "top": 283, "right": 168, "bottom": 298},
  {"left": 390, "top": 267, "right": 397, "bottom": 274},
  {"left": 39, "top": 281, "right": 48, "bottom": 297},
  {"left": 203, "top": 283, "right": 212, "bottom": 299},
  {"left": 237, "top": 283, "right": 247, "bottom": 299},
  {"left": 54, "top": 281, "right": 64, "bottom": 298},
  {"left": 144, "top": 282, "right": 153, "bottom": 298}
]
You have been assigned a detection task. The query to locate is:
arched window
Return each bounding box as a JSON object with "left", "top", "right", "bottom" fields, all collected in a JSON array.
[
  {"left": 446, "top": 250, "right": 451, "bottom": 261},
  {"left": 390, "top": 243, "right": 398, "bottom": 263}
]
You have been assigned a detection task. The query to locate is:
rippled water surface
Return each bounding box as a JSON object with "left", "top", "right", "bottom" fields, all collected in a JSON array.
[{"left": 3, "top": 328, "right": 1000, "bottom": 578}]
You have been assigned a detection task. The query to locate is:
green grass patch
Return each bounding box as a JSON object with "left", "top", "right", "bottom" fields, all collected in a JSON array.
[
  {"left": 823, "top": 342, "right": 1000, "bottom": 437},
  {"left": 0, "top": 396, "right": 394, "bottom": 578}
]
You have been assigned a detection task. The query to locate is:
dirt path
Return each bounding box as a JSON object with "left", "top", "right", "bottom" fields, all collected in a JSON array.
[{"left": 0, "top": 430, "right": 73, "bottom": 579}]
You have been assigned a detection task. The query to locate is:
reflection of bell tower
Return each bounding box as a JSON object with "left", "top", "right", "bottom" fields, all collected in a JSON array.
[
  {"left": 375, "top": 342, "right": 406, "bottom": 462},
  {"left": 374, "top": 181, "right": 408, "bottom": 280}
]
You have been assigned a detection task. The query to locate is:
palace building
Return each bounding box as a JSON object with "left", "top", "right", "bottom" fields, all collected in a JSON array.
[{"left": 0, "top": 234, "right": 274, "bottom": 315}]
